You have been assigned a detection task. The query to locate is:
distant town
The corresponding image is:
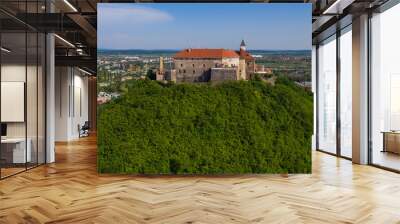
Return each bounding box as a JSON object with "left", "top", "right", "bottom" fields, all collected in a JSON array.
[{"left": 97, "top": 42, "right": 311, "bottom": 104}]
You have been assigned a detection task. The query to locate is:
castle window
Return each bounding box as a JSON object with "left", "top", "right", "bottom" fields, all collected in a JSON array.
[
  {"left": 192, "top": 64, "right": 195, "bottom": 68},
  {"left": 183, "top": 69, "right": 186, "bottom": 73},
  {"left": 178, "top": 69, "right": 181, "bottom": 73},
  {"left": 193, "top": 70, "right": 196, "bottom": 74},
  {"left": 181, "top": 64, "right": 183, "bottom": 67},
  {"left": 203, "top": 64, "right": 206, "bottom": 67}
]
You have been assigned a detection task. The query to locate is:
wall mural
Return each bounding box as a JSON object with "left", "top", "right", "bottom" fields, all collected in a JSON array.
[{"left": 97, "top": 3, "right": 313, "bottom": 174}]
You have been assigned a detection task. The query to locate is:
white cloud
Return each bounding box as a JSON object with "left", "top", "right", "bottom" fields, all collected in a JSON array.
[{"left": 98, "top": 5, "right": 173, "bottom": 26}]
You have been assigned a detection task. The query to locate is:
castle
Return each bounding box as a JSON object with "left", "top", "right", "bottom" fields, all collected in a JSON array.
[{"left": 156, "top": 40, "right": 264, "bottom": 83}]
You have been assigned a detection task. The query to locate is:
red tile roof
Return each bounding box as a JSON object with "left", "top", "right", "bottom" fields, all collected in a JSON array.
[
  {"left": 174, "top": 49, "right": 240, "bottom": 59},
  {"left": 237, "top": 50, "right": 254, "bottom": 60}
]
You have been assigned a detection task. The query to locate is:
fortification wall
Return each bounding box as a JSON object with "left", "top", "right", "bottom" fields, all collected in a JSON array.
[{"left": 210, "top": 68, "right": 238, "bottom": 82}]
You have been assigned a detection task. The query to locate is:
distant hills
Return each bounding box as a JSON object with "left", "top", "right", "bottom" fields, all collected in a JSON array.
[{"left": 97, "top": 49, "right": 311, "bottom": 57}]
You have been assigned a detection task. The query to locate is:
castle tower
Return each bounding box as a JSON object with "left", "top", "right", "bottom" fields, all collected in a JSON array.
[
  {"left": 239, "top": 40, "right": 247, "bottom": 80},
  {"left": 240, "top": 39, "right": 246, "bottom": 51},
  {"left": 159, "top": 57, "right": 164, "bottom": 73},
  {"left": 239, "top": 58, "right": 247, "bottom": 80},
  {"left": 156, "top": 57, "right": 165, "bottom": 81}
]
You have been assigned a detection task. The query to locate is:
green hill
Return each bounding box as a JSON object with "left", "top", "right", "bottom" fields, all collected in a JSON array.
[{"left": 97, "top": 78, "right": 313, "bottom": 174}]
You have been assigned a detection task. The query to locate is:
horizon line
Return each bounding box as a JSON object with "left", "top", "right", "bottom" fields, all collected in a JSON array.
[{"left": 98, "top": 48, "right": 311, "bottom": 51}]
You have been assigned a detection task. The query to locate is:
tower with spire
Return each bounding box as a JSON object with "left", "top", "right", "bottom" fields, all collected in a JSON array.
[
  {"left": 240, "top": 39, "right": 246, "bottom": 51},
  {"left": 238, "top": 39, "right": 247, "bottom": 80}
]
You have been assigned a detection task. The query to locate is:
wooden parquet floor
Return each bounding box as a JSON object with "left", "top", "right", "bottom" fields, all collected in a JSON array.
[{"left": 1, "top": 135, "right": 400, "bottom": 224}]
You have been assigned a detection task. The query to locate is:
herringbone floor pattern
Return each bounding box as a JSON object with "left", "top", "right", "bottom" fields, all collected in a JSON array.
[{"left": 1, "top": 135, "right": 400, "bottom": 223}]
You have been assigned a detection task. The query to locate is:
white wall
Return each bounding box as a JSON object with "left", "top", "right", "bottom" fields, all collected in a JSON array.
[
  {"left": 55, "top": 66, "right": 70, "bottom": 141},
  {"left": 1, "top": 62, "right": 46, "bottom": 164},
  {"left": 339, "top": 27, "right": 353, "bottom": 158},
  {"left": 370, "top": 3, "right": 400, "bottom": 162},
  {"left": 1, "top": 65, "right": 26, "bottom": 140},
  {"left": 55, "top": 67, "right": 89, "bottom": 141},
  {"left": 1, "top": 65, "right": 34, "bottom": 138},
  {"left": 312, "top": 45, "right": 316, "bottom": 150},
  {"left": 71, "top": 72, "right": 89, "bottom": 138},
  {"left": 1, "top": 82, "right": 25, "bottom": 122},
  {"left": 317, "top": 35, "right": 337, "bottom": 154},
  {"left": 1, "top": 64, "right": 26, "bottom": 81},
  {"left": 222, "top": 58, "right": 239, "bottom": 67}
]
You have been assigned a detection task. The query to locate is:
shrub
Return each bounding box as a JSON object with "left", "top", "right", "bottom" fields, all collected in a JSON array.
[{"left": 97, "top": 79, "right": 313, "bottom": 174}]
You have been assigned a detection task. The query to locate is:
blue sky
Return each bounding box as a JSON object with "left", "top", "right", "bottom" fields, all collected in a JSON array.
[{"left": 98, "top": 3, "right": 311, "bottom": 50}]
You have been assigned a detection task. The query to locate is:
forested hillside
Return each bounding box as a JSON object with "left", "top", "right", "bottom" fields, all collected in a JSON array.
[{"left": 98, "top": 78, "right": 313, "bottom": 174}]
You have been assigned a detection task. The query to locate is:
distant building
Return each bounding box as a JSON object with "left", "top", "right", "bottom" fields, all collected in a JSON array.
[
  {"left": 97, "top": 92, "right": 120, "bottom": 105},
  {"left": 295, "top": 81, "right": 312, "bottom": 90},
  {"left": 128, "top": 64, "right": 140, "bottom": 72},
  {"left": 121, "top": 76, "right": 133, "bottom": 82},
  {"left": 254, "top": 64, "right": 273, "bottom": 75},
  {"left": 156, "top": 57, "right": 177, "bottom": 82},
  {"left": 156, "top": 40, "right": 256, "bottom": 83}
]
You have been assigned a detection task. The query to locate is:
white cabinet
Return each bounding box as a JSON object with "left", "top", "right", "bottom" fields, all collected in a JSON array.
[{"left": 1, "top": 138, "right": 32, "bottom": 163}]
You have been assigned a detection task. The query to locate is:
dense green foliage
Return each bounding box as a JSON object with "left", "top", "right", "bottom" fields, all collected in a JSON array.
[
  {"left": 146, "top": 69, "right": 156, "bottom": 80},
  {"left": 98, "top": 79, "right": 313, "bottom": 174}
]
